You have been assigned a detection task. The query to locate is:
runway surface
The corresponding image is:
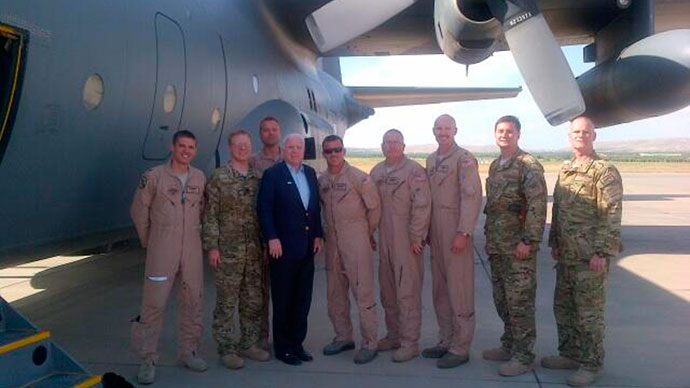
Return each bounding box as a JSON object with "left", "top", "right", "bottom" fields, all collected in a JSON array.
[{"left": 2, "top": 172, "right": 689, "bottom": 387}]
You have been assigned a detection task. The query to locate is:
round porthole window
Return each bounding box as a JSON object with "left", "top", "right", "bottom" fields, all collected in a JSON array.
[
  {"left": 163, "top": 85, "right": 177, "bottom": 113},
  {"left": 211, "top": 108, "right": 221, "bottom": 131},
  {"left": 82, "top": 74, "right": 104, "bottom": 110}
]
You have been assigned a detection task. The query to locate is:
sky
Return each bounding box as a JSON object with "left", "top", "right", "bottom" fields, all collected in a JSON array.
[{"left": 339, "top": 45, "right": 690, "bottom": 151}]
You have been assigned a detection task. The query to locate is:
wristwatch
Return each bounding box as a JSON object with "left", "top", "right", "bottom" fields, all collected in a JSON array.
[{"left": 521, "top": 238, "right": 531, "bottom": 245}]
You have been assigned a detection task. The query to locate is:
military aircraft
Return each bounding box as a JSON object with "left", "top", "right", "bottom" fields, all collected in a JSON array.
[{"left": 0, "top": 0, "right": 689, "bottom": 256}]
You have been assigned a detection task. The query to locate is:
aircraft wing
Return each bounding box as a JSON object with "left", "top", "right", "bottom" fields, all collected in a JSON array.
[{"left": 350, "top": 86, "right": 521, "bottom": 108}]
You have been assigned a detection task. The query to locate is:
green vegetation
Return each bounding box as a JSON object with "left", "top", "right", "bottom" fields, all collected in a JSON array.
[{"left": 346, "top": 151, "right": 690, "bottom": 174}]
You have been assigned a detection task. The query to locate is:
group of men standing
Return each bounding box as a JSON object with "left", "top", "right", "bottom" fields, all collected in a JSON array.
[{"left": 128, "top": 112, "right": 622, "bottom": 388}]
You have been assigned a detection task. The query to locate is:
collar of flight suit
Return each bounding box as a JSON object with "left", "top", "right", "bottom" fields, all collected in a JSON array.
[
  {"left": 259, "top": 147, "right": 282, "bottom": 163},
  {"left": 383, "top": 156, "right": 410, "bottom": 175},
  {"left": 326, "top": 161, "right": 352, "bottom": 181},
  {"left": 434, "top": 143, "right": 460, "bottom": 166},
  {"left": 164, "top": 160, "right": 192, "bottom": 182}
]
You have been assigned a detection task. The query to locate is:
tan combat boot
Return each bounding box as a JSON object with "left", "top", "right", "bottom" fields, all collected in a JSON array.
[
  {"left": 179, "top": 352, "right": 208, "bottom": 372},
  {"left": 482, "top": 346, "right": 512, "bottom": 361},
  {"left": 498, "top": 358, "right": 533, "bottom": 376},
  {"left": 567, "top": 367, "right": 600, "bottom": 387},
  {"left": 239, "top": 345, "right": 271, "bottom": 361},
  {"left": 392, "top": 347, "right": 419, "bottom": 363},
  {"left": 377, "top": 336, "right": 401, "bottom": 352},
  {"left": 541, "top": 355, "right": 580, "bottom": 370},
  {"left": 257, "top": 337, "right": 271, "bottom": 351},
  {"left": 137, "top": 361, "right": 155, "bottom": 385},
  {"left": 221, "top": 353, "right": 245, "bottom": 369}
]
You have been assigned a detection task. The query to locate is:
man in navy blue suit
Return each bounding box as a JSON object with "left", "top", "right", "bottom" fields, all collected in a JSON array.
[{"left": 257, "top": 133, "right": 323, "bottom": 366}]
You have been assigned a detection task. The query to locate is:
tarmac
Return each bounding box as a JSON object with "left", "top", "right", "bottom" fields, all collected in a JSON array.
[{"left": 1, "top": 172, "right": 689, "bottom": 387}]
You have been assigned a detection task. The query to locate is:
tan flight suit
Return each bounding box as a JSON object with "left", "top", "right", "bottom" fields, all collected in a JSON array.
[
  {"left": 319, "top": 162, "right": 381, "bottom": 350},
  {"left": 426, "top": 144, "right": 482, "bottom": 356},
  {"left": 249, "top": 149, "right": 282, "bottom": 177},
  {"left": 130, "top": 163, "right": 206, "bottom": 363},
  {"left": 371, "top": 157, "right": 431, "bottom": 351},
  {"left": 249, "top": 148, "right": 282, "bottom": 344}
]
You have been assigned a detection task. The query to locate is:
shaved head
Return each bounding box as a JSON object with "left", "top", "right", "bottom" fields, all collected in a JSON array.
[
  {"left": 568, "top": 116, "right": 597, "bottom": 156},
  {"left": 434, "top": 114, "right": 457, "bottom": 129}
]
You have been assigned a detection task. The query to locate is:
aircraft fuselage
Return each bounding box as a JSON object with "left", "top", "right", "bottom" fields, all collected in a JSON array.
[{"left": 0, "top": 0, "right": 348, "bottom": 254}]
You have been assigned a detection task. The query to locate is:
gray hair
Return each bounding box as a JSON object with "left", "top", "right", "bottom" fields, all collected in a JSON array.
[
  {"left": 282, "top": 133, "right": 305, "bottom": 147},
  {"left": 383, "top": 128, "right": 405, "bottom": 143}
]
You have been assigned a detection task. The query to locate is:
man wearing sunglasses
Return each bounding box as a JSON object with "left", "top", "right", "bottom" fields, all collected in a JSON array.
[{"left": 319, "top": 135, "right": 382, "bottom": 365}]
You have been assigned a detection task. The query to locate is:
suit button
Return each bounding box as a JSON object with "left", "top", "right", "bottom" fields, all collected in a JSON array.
[
  {"left": 305, "top": 226, "right": 310, "bottom": 231},
  {"left": 305, "top": 212, "right": 309, "bottom": 216}
]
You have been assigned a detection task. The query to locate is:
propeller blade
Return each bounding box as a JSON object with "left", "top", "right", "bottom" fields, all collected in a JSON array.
[
  {"left": 306, "top": 0, "right": 416, "bottom": 53},
  {"left": 487, "top": 0, "right": 585, "bottom": 125}
]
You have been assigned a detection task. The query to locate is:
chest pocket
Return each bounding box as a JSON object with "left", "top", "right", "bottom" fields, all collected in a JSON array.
[
  {"left": 334, "top": 182, "right": 352, "bottom": 203},
  {"left": 186, "top": 184, "right": 202, "bottom": 207},
  {"left": 569, "top": 180, "right": 596, "bottom": 204},
  {"left": 387, "top": 176, "right": 409, "bottom": 216},
  {"left": 429, "top": 163, "right": 451, "bottom": 186},
  {"left": 162, "top": 185, "right": 181, "bottom": 205},
  {"left": 337, "top": 180, "right": 368, "bottom": 222},
  {"left": 432, "top": 163, "right": 459, "bottom": 208},
  {"left": 486, "top": 177, "right": 507, "bottom": 202}
]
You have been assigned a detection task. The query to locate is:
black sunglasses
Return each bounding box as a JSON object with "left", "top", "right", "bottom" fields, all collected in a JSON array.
[{"left": 323, "top": 147, "right": 343, "bottom": 154}]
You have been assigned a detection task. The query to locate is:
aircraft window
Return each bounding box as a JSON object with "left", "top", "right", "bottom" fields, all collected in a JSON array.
[
  {"left": 82, "top": 74, "right": 104, "bottom": 110},
  {"left": 163, "top": 85, "right": 176, "bottom": 113},
  {"left": 252, "top": 75, "right": 259, "bottom": 94},
  {"left": 304, "top": 137, "right": 316, "bottom": 160},
  {"left": 300, "top": 112, "right": 309, "bottom": 134},
  {"left": 211, "top": 108, "right": 221, "bottom": 131}
]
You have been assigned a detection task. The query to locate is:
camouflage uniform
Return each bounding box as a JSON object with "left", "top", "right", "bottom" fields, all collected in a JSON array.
[
  {"left": 549, "top": 153, "right": 623, "bottom": 370},
  {"left": 203, "top": 165, "right": 264, "bottom": 356},
  {"left": 484, "top": 149, "right": 547, "bottom": 364}
]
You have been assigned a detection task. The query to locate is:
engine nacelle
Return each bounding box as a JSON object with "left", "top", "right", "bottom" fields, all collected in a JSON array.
[
  {"left": 434, "top": 0, "right": 501, "bottom": 65},
  {"left": 578, "top": 30, "right": 690, "bottom": 128}
]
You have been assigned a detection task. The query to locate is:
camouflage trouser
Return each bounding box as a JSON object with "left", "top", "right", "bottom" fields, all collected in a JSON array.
[
  {"left": 489, "top": 253, "right": 537, "bottom": 364},
  {"left": 554, "top": 263, "right": 608, "bottom": 370},
  {"left": 212, "top": 247, "right": 264, "bottom": 356},
  {"left": 260, "top": 252, "right": 270, "bottom": 342}
]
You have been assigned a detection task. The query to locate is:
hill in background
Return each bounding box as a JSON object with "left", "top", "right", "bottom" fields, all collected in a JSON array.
[{"left": 348, "top": 138, "right": 690, "bottom": 156}]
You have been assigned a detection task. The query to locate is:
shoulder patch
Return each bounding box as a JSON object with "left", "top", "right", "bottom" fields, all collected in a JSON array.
[
  {"left": 462, "top": 158, "right": 476, "bottom": 167},
  {"left": 600, "top": 173, "right": 616, "bottom": 187}
]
